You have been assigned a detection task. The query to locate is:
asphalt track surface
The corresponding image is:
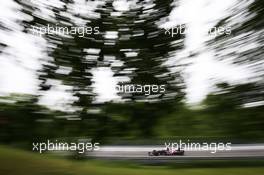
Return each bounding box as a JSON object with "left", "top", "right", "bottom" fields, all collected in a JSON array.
[{"left": 88, "top": 144, "right": 264, "bottom": 161}]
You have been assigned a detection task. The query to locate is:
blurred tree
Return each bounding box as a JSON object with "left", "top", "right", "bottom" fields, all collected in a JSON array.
[
  {"left": 9, "top": 0, "right": 186, "bottom": 141},
  {"left": 88, "top": 0, "right": 186, "bottom": 137},
  {"left": 202, "top": 82, "right": 264, "bottom": 140},
  {"left": 203, "top": 0, "right": 264, "bottom": 139}
]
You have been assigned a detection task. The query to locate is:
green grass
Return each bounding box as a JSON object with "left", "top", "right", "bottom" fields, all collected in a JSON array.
[{"left": 0, "top": 145, "right": 264, "bottom": 175}]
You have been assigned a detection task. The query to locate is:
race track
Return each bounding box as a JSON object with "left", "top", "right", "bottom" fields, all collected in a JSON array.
[{"left": 88, "top": 144, "right": 264, "bottom": 161}]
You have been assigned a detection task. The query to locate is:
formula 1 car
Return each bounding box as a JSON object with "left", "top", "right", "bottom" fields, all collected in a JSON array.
[{"left": 148, "top": 148, "right": 184, "bottom": 156}]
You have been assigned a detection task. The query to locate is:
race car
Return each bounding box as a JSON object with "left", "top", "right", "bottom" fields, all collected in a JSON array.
[{"left": 148, "top": 148, "right": 184, "bottom": 156}]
